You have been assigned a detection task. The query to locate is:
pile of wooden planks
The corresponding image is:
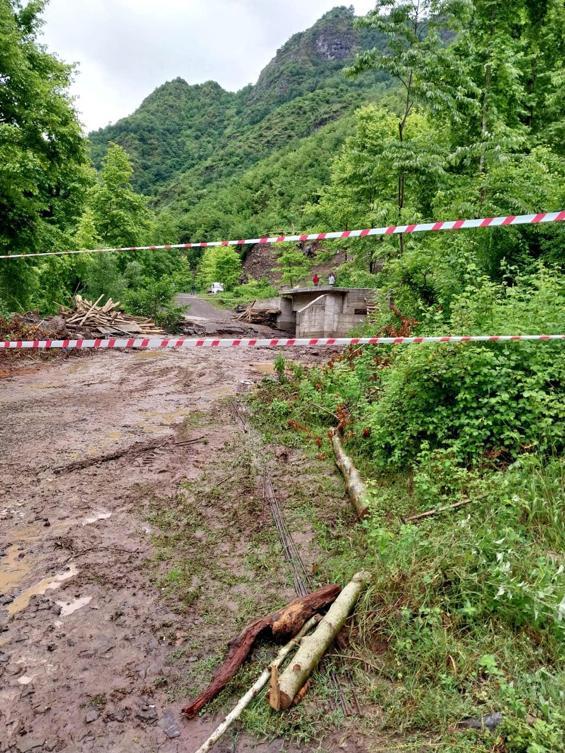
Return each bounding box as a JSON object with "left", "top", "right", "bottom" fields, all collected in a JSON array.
[{"left": 60, "top": 295, "right": 165, "bottom": 337}]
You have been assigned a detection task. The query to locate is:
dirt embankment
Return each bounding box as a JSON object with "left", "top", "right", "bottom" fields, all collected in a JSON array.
[{"left": 0, "top": 349, "right": 367, "bottom": 753}]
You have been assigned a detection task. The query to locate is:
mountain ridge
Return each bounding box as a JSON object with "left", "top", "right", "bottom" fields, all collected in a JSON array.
[{"left": 88, "top": 6, "right": 388, "bottom": 202}]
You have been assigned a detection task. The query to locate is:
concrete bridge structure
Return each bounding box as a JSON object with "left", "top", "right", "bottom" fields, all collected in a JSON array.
[{"left": 277, "top": 286, "right": 373, "bottom": 338}]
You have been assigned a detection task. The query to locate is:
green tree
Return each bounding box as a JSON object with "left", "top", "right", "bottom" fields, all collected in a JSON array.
[
  {"left": 196, "top": 247, "right": 242, "bottom": 291},
  {"left": 313, "top": 106, "right": 448, "bottom": 271},
  {"left": 278, "top": 247, "right": 311, "bottom": 287},
  {"left": 75, "top": 207, "right": 101, "bottom": 250},
  {"left": 349, "top": 0, "right": 472, "bottom": 251},
  {"left": 0, "top": 0, "right": 89, "bottom": 309},
  {"left": 89, "top": 143, "right": 151, "bottom": 248}
]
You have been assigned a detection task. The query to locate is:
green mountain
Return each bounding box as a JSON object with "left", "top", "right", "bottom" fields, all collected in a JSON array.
[{"left": 88, "top": 6, "right": 389, "bottom": 238}]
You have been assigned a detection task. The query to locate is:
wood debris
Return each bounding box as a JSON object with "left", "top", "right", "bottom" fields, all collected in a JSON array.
[
  {"left": 59, "top": 295, "right": 164, "bottom": 337},
  {"left": 181, "top": 584, "right": 340, "bottom": 718},
  {"left": 269, "top": 571, "right": 371, "bottom": 710},
  {"left": 193, "top": 616, "right": 320, "bottom": 753},
  {"left": 331, "top": 431, "right": 370, "bottom": 519}
]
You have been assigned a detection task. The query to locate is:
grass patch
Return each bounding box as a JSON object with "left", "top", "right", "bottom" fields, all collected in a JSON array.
[{"left": 251, "top": 366, "right": 565, "bottom": 753}]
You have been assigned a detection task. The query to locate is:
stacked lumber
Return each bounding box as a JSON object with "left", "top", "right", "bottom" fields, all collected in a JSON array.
[
  {"left": 235, "top": 300, "right": 280, "bottom": 325},
  {"left": 60, "top": 295, "right": 165, "bottom": 337}
]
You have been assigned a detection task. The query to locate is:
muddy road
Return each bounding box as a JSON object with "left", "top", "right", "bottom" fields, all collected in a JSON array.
[
  {"left": 0, "top": 349, "right": 258, "bottom": 753},
  {"left": 0, "top": 349, "right": 365, "bottom": 753}
]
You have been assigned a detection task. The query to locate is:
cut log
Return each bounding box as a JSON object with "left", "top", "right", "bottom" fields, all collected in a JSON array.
[
  {"left": 331, "top": 431, "right": 370, "bottom": 518},
  {"left": 269, "top": 571, "right": 371, "bottom": 710},
  {"left": 181, "top": 583, "right": 340, "bottom": 718},
  {"left": 193, "top": 615, "right": 320, "bottom": 753}
]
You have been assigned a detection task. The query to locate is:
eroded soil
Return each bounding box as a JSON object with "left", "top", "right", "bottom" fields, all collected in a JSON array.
[{"left": 0, "top": 349, "right": 369, "bottom": 753}]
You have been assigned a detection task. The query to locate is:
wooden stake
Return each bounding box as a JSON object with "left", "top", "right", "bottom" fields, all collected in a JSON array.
[
  {"left": 331, "top": 432, "right": 370, "bottom": 518},
  {"left": 269, "top": 571, "right": 371, "bottom": 710},
  {"left": 193, "top": 616, "right": 319, "bottom": 753}
]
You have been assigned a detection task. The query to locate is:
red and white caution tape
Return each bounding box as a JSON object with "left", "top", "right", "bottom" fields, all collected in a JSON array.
[
  {"left": 1, "top": 211, "right": 563, "bottom": 260},
  {"left": 1, "top": 334, "right": 563, "bottom": 350}
]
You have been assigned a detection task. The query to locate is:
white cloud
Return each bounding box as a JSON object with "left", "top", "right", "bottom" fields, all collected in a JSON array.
[{"left": 40, "top": 0, "right": 377, "bottom": 131}]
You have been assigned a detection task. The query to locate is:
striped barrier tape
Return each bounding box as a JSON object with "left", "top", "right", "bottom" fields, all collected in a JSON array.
[
  {"left": 1, "top": 335, "right": 563, "bottom": 350},
  {"left": 1, "top": 211, "right": 563, "bottom": 260}
]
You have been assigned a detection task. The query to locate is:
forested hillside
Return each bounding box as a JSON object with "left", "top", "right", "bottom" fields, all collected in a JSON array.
[{"left": 89, "top": 8, "right": 387, "bottom": 195}]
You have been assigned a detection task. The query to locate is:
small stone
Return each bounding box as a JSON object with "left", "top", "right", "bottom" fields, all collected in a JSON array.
[
  {"left": 158, "top": 709, "right": 180, "bottom": 739},
  {"left": 17, "top": 738, "right": 45, "bottom": 752},
  {"left": 136, "top": 704, "right": 158, "bottom": 723},
  {"left": 106, "top": 708, "right": 127, "bottom": 723},
  {"left": 1, "top": 594, "right": 14, "bottom": 605},
  {"left": 459, "top": 712, "right": 503, "bottom": 731},
  {"left": 85, "top": 708, "right": 99, "bottom": 724}
]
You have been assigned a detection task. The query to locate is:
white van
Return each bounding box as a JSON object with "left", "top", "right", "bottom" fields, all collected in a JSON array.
[{"left": 208, "top": 282, "right": 224, "bottom": 294}]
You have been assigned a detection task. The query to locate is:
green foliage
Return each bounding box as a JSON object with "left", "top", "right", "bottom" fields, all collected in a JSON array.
[
  {"left": 89, "top": 143, "right": 151, "bottom": 248},
  {"left": 0, "top": 0, "right": 90, "bottom": 309},
  {"left": 211, "top": 278, "right": 277, "bottom": 308},
  {"left": 278, "top": 247, "right": 312, "bottom": 287},
  {"left": 124, "top": 276, "right": 184, "bottom": 330},
  {"left": 309, "top": 105, "right": 450, "bottom": 274},
  {"left": 195, "top": 247, "right": 242, "bottom": 292}
]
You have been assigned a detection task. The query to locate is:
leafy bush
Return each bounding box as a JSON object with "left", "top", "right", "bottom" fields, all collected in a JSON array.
[
  {"left": 212, "top": 278, "right": 277, "bottom": 308},
  {"left": 364, "top": 269, "right": 564, "bottom": 468},
  {"left": 124, "top": 277, "right": 184, "bottom": 331}
]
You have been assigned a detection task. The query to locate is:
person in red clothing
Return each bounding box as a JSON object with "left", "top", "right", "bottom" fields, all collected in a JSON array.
[{"left": 312, "top": 273, "right": 320, "bottom": 286}]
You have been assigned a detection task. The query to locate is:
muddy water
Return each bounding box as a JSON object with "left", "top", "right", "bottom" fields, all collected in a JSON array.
[
  {"left": 0, "top": 349, "right": 321, "bottom": 753},
  {"left": 0, "top": 544, "right": 31, "bottom": 593},
  {"left": 7, "top": 563, "right": 79, "bottom": 616}
]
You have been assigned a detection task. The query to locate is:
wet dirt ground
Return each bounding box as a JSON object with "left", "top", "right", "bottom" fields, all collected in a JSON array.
[
  {"left": 0, "top": 348, "right": 366, "bottom": 753},
  {"left": 0, "top": 349, "right": 378, "bottom": 753}
]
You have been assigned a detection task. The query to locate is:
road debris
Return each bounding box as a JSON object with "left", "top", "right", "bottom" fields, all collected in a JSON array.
[
  {"left": 194, "top": 615, "right": 320, "bottom": 753},
  {"left": 235, "top": 300, "right": 280, "bottom": 326},
  {"left": 331, "top": 431, "right": 370, "bottom": 519},
  {"left": 59, "top": 294, "right": 165, "bottom": 337},
  {"left": 181, "top": 584, "right": 340, "bottom": 718},
  {"left": 269, "top": 571, "right": 371, "bottom": 710}
]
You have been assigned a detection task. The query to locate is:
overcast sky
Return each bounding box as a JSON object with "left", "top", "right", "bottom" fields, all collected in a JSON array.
[{"left": 40, "top": 1, "right": 376, "bottom": 133}]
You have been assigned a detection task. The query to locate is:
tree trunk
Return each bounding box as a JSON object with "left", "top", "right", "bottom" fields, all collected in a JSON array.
[
  {"left": 331, "top": 431, "right": 370, "bottom": 518},
  {"left": 269, "top": 571, "right": 371, "bottom": 710},
  {"left": 182, "top": 584, "right": 340, "bottom": 718}
]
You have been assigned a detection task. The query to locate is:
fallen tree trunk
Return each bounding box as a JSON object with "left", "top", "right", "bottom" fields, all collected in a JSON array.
[
  {"left": 331, "top": 431, "right": 370, "bottom": 518},
  {"left": 193, "top": 616, "right": 320, "bottom": 753},
  {"left": 269, "top": 571, "right": 371, "bottom": 710},
  {"left": 182, "top": 583, "right": 340, "bottom": 718}
]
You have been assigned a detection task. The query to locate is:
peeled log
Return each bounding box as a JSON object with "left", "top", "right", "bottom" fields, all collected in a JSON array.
[
  {"left": 269, "top": 571, "right": 371, "bottom": 710},
  {"left": 182, "top": 584, "right": 340, "bottom": 718},
  {"left": 331, "top": 431, "right": 370, "bottom": 518}
]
